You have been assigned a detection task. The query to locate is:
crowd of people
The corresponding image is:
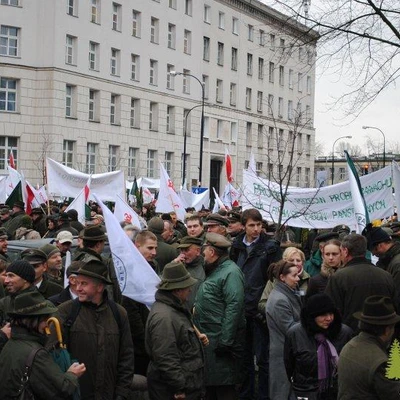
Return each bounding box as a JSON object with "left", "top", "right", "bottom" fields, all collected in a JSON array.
[{"left": 0, "top": 198, "right": 400, "bottom": 399}]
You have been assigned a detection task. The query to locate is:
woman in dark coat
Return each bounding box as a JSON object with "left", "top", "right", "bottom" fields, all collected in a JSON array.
[{"left": 285, "top": 293, "right": 353, "bottom": 400}]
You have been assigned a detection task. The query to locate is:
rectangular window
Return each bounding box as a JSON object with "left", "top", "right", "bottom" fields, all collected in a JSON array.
[
  {"left": 204, "top": 5, "right": 210, "bottom": 23},
  {"left": 278, "top": 97, "right": 283, "bottom": 117},
  {"left": 168, "top": 23, "right": 176, "bottom": 49},
  {"left": 296, "top": 167, "right": 301, "bottom": 187},
  {"left": 297, "top": 102, "right": 302, "bottom": 123},
  {"left": 299, "top": 47, "right": 303, "bottom": 62},
  {"left": 256, "top": 162, "right": 263, "bottom": 177},
  {"left": 65, "top": 84, "right": 76, "bottom": 118},
  {"left": 67, "top": 0, "right": 77, "bottom": 16},
  {"left": 131, "top": 54, "right": 140, "bottom": 81},
  {"left": 166, "top": 106, "right": 175, "bottom": 133},
  {"left": 339, "top": 167, "right": 346, "bottom": 182},
  {"left": 110, "top": 48, "right": 120, "bottom": 76},
  {"left": 246, "top": 122, "right": 252, "bottom": 147},
  {"left": 269, "top": 62, "right": 275, "bottom": 83},
  {"left": 278, "top": 129, "right": 284, "bottom": 151},
  {"left": 183, "top": 69, "right": 190, "bottom": 94},
  {"left": 298, "top": 72, "right": 303, "bottom": 92},
  {"left": 279, "top": 65, "right": 284, "bottom": 86},
  {"left": 1, "top": 0, "right": 19, "bottom": 5},
  {"left": 132, "top": 10, "right": 141, "bottom": 37},
  {"left": 259, "top": 30, "right": 265, "bottom": 46},
  {"left": 167, "top": 64, "right": 175, "bottom": 90},
  {"left": 150, "top": 17, "right": 159, "bottom": 44},
  {"left": 280, "top": 38, "right": 285, "bottom": 53},
  {"left": 88, "top": 89, "right": 99, "bottom": 122},
  {"left": 247, "top": 53, "right": 253, "bottom": 75},
  {"left": 169, "top": 0, "right": 177, "bottom": 9},
  {"left": 230, "top": 122, "right": 238, "bottom": 142},
  {"left": 307, "top": 76, "right": 311, "bottom": 94},
  {"left": 257, "top": 124, "right": 263, "bottom": 148},
  {"left": 230, "top": 82, "right": 236, "bottom": 106},
  {"left": 91, "top": 0, "right": 100, "bottom": 24},
  {"left": 248, "top": 25, "right": 254, "bottom": 41},
  {"left": 270, "top": 34, "right": 275, "bottom": 50},
  {"left": 63, "top": 140, "right": 75, "bottom": 168},
  {"left": 257, "top": 91, "right": 263, "bottom": 112},
  {"left": 258, "top": 58, "right": 264, "bottom": 79},
  {"left": 216, "top": 120, "right": 223, "bottom": 139},
  {"left": 203, "top": 37, "right": 210, "bottom": 61},
  {"left": 245, "top": 88, "right": 252, "bottom": 109},
  {"left": 232, "top": 17, "right": 238, "bottom": 34},
  {"left": 305, "top": 168, "right": 311, "bottom": 187},
  {"left": 185, "top": 0, "right": 192, "bottom": 16},
  {"left": 184, "top": 108, "right": 191, "bottom": 136},
  {"left": 231, "top": 47, "right": 238, "bottom": 71},
  {"left": 110, "top": 94, "right": 120, "bottom": 125},
  {"left": 165, "top": 151, "right": 174, "bottom": 176},
  {"left": 112, "top": 3, "right": 121, "bottom": 31},
  {"left": 306, "top": 134, "right": 311, "bottom": 154},
  {"left": 108, "top": 145, "right": 119, "bottom": 172},
  {"left": 289, "top": 69, "right": 293, "bottom": 89},
  {"left": 149, "top": 102, "right": 158, "bottom": 130},
  {"left": 130, "top": 98, "right": 140, "bottom": 128},
  {"left": 128, "top": 147, "right": 138, "bottom": 178},
  {"left": 202, "top": 75, "right": 209, "bottom": 100},
  {"left": 216, "top": 79, "right": 223, "bottom": 103},
  {"left": 0, "top": 136, "right": 18, "bottom": 170},
  {"left": 184, "top": 30, "right": 192, "bottom": 54},
  {"left": 297, "top": 132, "right": 303, "bottom": 153},
  {"left": 306, "top": 105, "right": 311, "bottom": 125},
  {"left": 65, "top": 35, "right": 76, "bottom": 65},
  {"left": 217, "top": 42, "right": 224, "bottom": 66},
  {"left": 147, "top": 149, "right": 157, "bottom": 178},
  {"left": 0, "top": 26, "right": 19, "bottom": 56},
  {"left": 268, "top": 94, "right": 273, "bottom": 116},
  {"left": 86, "top": 143, "right": 97, "bottom": 174},
  {"left": 89, "top": 41, "right": 99, "bottom": 70},
  {"left": 0, "top": 78, "right": 17, "bottom": 112},
  {"left": 149, "top": 59, "right": 158, "bottom": 85},
  {"left": 218, "top": 12, "right": 225, "bottom": 29},
  {"left": 288, "top": 100, "right": 293, "bottom": 121}
]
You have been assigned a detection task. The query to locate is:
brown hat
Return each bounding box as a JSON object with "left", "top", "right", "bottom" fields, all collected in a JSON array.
[
  {"left": 205, "top": 213, "right": 229, "bottom": 227},
  {"left": 39, "top": 244, "right": 60, "bottom": 259},
  {"left": 21, "top": 249, "right": 48, "bottom": 265},
  {"left": 147, "top": 217, "right": 165, "bottom": 235},
  {"left": 204, "top": 233, "right": 231, "bottom": 249},
  {"left": 81, "top": 226, "right": 107, "bottom": 241},
  {"left": 30, "top": 208, "right": 44, "bottom": 215},
  {"left": 66, "top": 260, "right": 85, "bottom": 278},
  {"left": 177, "top": 236, "right": 203, "bottom": 249},
  {"left": 354, "top": 295, "right": 400, "bottom": 326},
  {"left": 9, "top": 291, "right": 57, "bottom": 317},
  {"left": 0, "top": 208, "right": 10, "bottom": 216},
  {"left": 76, "top": 259, "right": 112, "bottom": 284},
  {"left": 0, "top": 227, "right": 8, "bottom": 240},
  {"left": 13, "top": 200, "right": 25, "bottom": 210},
  {"left": 227, "top": 211, "right": 241, "bottom": 223},
  {"left": 157, "top": 261, "right": 197, "bottom": 291}
]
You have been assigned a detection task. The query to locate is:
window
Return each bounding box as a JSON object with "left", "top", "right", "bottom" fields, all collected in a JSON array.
[
  {"left": 298, "top": 47, "right": 303, "bottom": 62},
  {"left": 339, "top": 167, "right": 346, "bottom": 182},
  {"left": 112, "top": 3, "right": 121, "bottom": 31},
  {"left": 130, "top": 98, "right": 140, "bottom": 128},
  {"left": 256, "top": 162, "right": 263, "bottom": 177},
  {"left": 216, "top": 120, "right": 223, "bottom": 139},
  {"left": 232, "top": 17, "right": 238, "bottom": 34},
  {"left": 278, "top": 129, "right": 284, "bottom": 151},
  {"left": 86, "top": 143, "right": 97, "bottom": 174},
  {"left": 230, "top": 82, "right": 236, "bottom": 106},
  {"left": 257, "top": 91, "right": 263, "bottom": 112},
  {"left": 268, "top": 163, "right": 273, "bottom": 179},
  {"left": 147, "top": 149, "right": 157, "bottom": 178},
  {"left": 298, "top": 72, "right": 303, "bottom": 92},
  {"left": 169, "top": 0, "right": 177, "bottom": 9},
  {"left": 202, "top": 75, "right": 209, "bottom": 99},
  {"left": 183, "top": 69, "right": 190, "bottom": 94},
  {"left": 91, "top": 0, "right": 100, "bottom": 24},
  {"left": 168, "top": 23, "right": 176, "bottom": 49},
  {"left": 166, "top": 106, "right": 175, "bottom": 133},
  {"left": 288, "top": 69, "right": 293, "bottom": 89},
  {"left": 288, "top": 100, "right": 293, "bottom": 121},
  {"left": 89, "top": 41, "right": 99, "bottom": 70},
  {"left": 167, "top": 64, "right": 175, "bottom": 90},
  {"left": 268, "top": 127, "right": 274, "bottom": 149},
  {"left": 110, "top": 94, "right": 120, "bottom": 125},
  {"left": 217, "top": 42, "right": 224, "bottom": 66},
  {"left": 269, "top": 33, "right": 275, "bottom": 50},
  {"left": 88, "top": 89, "right": 99, "bottom": 122},
  {"left": 0, "top": 78, "right": 17, "bottom": 112},
  {"left": 248, "top": 25, "right": 254, "bottom": 41},
  {"left": 296, "top": 167, "right": 301, "bottom": 187},
  {"left": 0, "top": 136, "right": 17, "bottom": 170},
  {"left": 184, "top": 30, "right": 192, "bottom": 55},
  {"left": 110, "top": 48, "right": 120, "bottom": 76},
  {"left": 230, "top": 122, "right": 238, "bottom": 142},
  {"left": 259, "top": 30, "right": 265, "bottom": 46},
  {"left": 65, "top": 84, "right": 76, "bottom": 118},
  {"left": 257, "top": 124, "right": 263, "bottom": 148},
  {"left": 278, "top": 97, "right": 283, "bottom": 117},
  {"left": 183, "top": 108, "right": 191, "bottom": 136},
  {"left": 0, "top": 26, "right": 19, "bottom": 56},
  {"left": 258, "top": 58, "right": 264, "bottom": 79},
  {"left": 306, "top": 105, "right": 311, "bottom": 125},
  {"left": 185, "top": 0, "right": 192, "bottom": 16},
  {"left": 108, "top": 145, "right": 119, "bottom": 172},
  {"left": 308, "top": 49, "right": 313, "bottom": 65},
  {"left": 131, "top": 54, "right": 140, "bottom": 81},
  {"left": 203, "top": 116, "right": 209, "bottom": 138},
  {"left": 65, "top": 35, "right": 76, "bottom": 65},
  {"left": 306, "top": 134, "right": 311, "bottom": 154},
  {"left": 1, "top": 0, "right": 19, "bottom": 5},
  {"left": 231, "top": 47, "right": 238, "bottom": 71},
  {"left": 245, "top": 88, "right": 252, "bottom": 109},
  {"left": 63, "top": 140, "right": 75, "bottom": 168},
  {"left": 149, "top": 102, "right": 158, "bottom": 130},
  {"left": 280, "top": 38, "right": 285, "bottom": 53},
  {"left": 67, "top": 0, "right": 77, "bottom": 16},
  {"left": 247, "top": 53, "right": 253, "bottom": 75},
  {"left": 149, "top": 59, "right": 158, "bottom": 85},
  {"left": 307, "top": 76, "right": 311, "bottom": 94},
  {"left": 279, "top": 65, "right": 284, "bottom": 86},
  {"left": 150, "top": 17, "right": 159, "bottom": 44},
  {"left": 216, "top": 79, "right": 223, "bottom": 103},
  {"left": 297, "top": 102, "right": 302, "bottom": 123},
  {"left": 165, "top": 152, "right": 174, "bottom": 176},
  {"left": 268, "top": 94, "right": 273, "bottom": 116},
  {"left": 269, "top": 62, "right": 274, "bottom": 83},
  {"left": 305, "top": 168, "right": 311, "bottom": 187},
  {"left": 203, "top": 37, "right": 210, "bottom": 61},
  {"left": 204, "top": 5, "right": 210, "bottom": 23},
  {"left": 128, "top": 147, "right": 138, "bottom": 178},
  {"left": 132, "top": 10, "right": 141, "bottom": 37},
  {"left": 218, "top": 12, "right": 225, "bottom": 29},
  {"left": 297, "top": 132, "right": 303, "bottom": 153},
  {"left": 246, "top": 122, "right": 252, "bottom": 147}
]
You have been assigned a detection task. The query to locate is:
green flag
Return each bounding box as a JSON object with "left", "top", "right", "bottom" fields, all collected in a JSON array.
[
  {"left": 131, "top": 177, "right": 143, "bottom": 210},
  {"left": 5, "top": 181, "right": 23, "bottom": 208}
]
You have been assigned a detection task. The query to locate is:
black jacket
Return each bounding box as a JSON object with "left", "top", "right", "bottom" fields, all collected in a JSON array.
[{"left": 48, "top": 286, "right": 74, "bottom": 306}]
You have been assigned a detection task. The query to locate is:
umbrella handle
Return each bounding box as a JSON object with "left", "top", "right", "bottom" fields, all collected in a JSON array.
[{"left": 46, "top": 317, "right": 66, "bottom": 349}]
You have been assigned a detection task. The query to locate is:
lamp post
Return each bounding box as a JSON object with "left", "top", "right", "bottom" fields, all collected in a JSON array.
[
  {"left": 331, "top": 135, "right": 352, "bottom": 185},
  {"left": 362, "top": 126, "right": 386, "bottom": 168},
  {"left": 171, "top": 71, "right": 205, "bottom": 186}
]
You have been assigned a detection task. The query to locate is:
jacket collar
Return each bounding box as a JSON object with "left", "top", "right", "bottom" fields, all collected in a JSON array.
[
  {"left": 344, "top": 256, "right": 372, "bottom": 268},
  {"left": 155, "top": 290, "right": 192, "bottom": 319}
]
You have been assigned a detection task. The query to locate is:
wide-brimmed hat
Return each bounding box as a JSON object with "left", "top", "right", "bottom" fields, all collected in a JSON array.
[
  {"left": 364, "top": 227, "right": 391, "bottom": 251},
  {"left": 354, "top": 295, "right": 400, "bottom": 326},
  {"left": 157, "top": 261, "right": 197, "bottom": 291},
  {"left": 56, "top": 212, "right": 71, "bottom": 222},
  {"left": 177, "top": 236, "right": 203, "bottom": 249},
  {"left": 205, "top": 213, "right": 229, "bottom": 227},
  {"left": 9, "top": 291, "right": 57, "bottom": 317},
  {"left": 13, "top": 200, "right": 25, "bottom": 210},
  {"left": 76, "top": 259, "right": 112, "bottom": 284},
  {"left": 80, "top": 226, "right": 107, "bottom": 241},
  {"left": 21, "top": 249, "right": 48, "bottom": 265}
]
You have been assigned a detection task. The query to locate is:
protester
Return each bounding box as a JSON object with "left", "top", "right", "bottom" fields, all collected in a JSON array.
[
  {"left": 0, "top": 227, "right": 9, "bottom": 264},
  {"left": 30, "top": 207, "right": 47, "bottom": 237},
  {"left": 15, "top": 215, "right": 41, "bottom": 240},
  {"left": 5, "top": 200, "right": 27, "bottom": 239},
  {"left": 285, "top": 293, "right": 353, "bottom": 399},
  {"left": 66, "top": 208, "right": 85, "bottom": 233},
  {"left": 55, "top": 212, "right": 79, "bottom": 236},
  {"left": 0, "top": 207, "right": 12, "bottom": 228},
  {"left": 186, "top": 214, "right": 206, "bottom": 240},
  {"left": 170, "top": 211, "right": 188, "bottom": 237},
  {"left": 146, "top": 261, "right": 205, "bottom": 400},
  {"left": 134, "top": 230, "right": 159, "bottom": 273},
  {"left": 40, "top": 244, "right": 63, "bottom": 286},
  {"left": 43, "top": 214, "right": 58, "bottom": 238},
  {"left": 338, "top": 295, "right": 400, "bottom": 398},
  {"left": 0, "top": 290, "right": 86, "bottom": 399},
  {"left": 204, "top": 213, "right": 230, "bottom": 237},
  {"left": 55, "top": 230, "right": 74, "bottom": 257},
  {"left": 226, "top": 211, "right": 244, "bottom": 238},
  {"left": 266, "top": 260, "right": 302, "bottom": 400}
]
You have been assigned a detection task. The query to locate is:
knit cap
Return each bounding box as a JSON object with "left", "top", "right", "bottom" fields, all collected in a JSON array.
[
  {"left": 39, "top": 244, "right": 60, "bottom": 259},
  {"left": 6, "top": 260, "right": 35, "bottom": 284}
]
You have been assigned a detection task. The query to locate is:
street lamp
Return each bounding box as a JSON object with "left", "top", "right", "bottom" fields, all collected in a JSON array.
[
  {"left": 362, "top": 126, "right": 386, "bottom": 168},
  {"left": 331, "top": 135, "right": 352, "bottom": 184},
  {"left": 171, "top": 71, "right": 205, "bottom": 186}
]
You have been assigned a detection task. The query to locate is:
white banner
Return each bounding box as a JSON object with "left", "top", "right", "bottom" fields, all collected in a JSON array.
[
  {"left": 46, "top": 158, "right": 124, "bottom": 201},
  {"left": 180, "top": 189, "right": 210, "bottom": 211},
  {"left": 0, "top": 176, "right": 7, "bottom": 203},
  {"left": 114, "top": 194, "right": 142, "bottom": 229},
  {"left": 242, "top": 166, "right": 394, "bottom": 230},
  {"left": 393, "top": 161, "right": 400, "bottom": 215}
]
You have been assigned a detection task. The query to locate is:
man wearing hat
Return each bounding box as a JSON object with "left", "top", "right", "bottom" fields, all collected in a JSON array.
[
  {"left": 227, "top": 211, "right": 244, "bottom": 238},
  {"left": 66, "top": 208, "right": 85, "bottom": 233},
  {"left": 30, "top": 207, "right": 47, "bottom": 237},
  {"left": 146, "top": 261, "right": 205, "bottom": 400},
  {"left": 0, "top": 227, "right": 9, "bottom": 264},
  {"left": 39, "top": 244, "right": 63, "bottom": 286},
  {"left": 204, "top": 213, "right": 230, "bottom": 238},
  {"left": 326, "top": 234, "right": 396, "bottom": 332},
  {"left": 338, "top": 295, "right": 400, "bottom": 398},
  {"left": 0, "top": 207, "right": 11, "bottom": 228},
  {"left": 58, "top": 259, "right": 134, "bottom": 400},
  {"left": 55, "top": 212, "right": 79, "bottom": 236},
  {"left": 194, "top": 232, "right": 246, "bottom": 399},
  {"left": 4, "top": 200, "right": 27, "bottom": 239},
  {"left": 55, "top": 230, "right": 74, "bottom": 257}
]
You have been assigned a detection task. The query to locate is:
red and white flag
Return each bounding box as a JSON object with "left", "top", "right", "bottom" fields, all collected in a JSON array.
[
  {"left": 8, "top": 150, "right": 15, "bottom": 169},
  {"left": 225, "top": 148, "right": 233, "bottom": 183},
  {"left": 66, "top": 176, "right": 92, "bottom": 224}
]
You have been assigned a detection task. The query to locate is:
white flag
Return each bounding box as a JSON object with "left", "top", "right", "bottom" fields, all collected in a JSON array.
[
  {"left": 221, "top": 183, "right": 241, "bottom": 207},
  {"left": 66, "top": 176, "right": 91, "bottom": 225},
  {"left": 212, "top": 187, "right": 226, "bottom": 212},
  {"left": 114, "top": 194, "right": 142, "bottom": 228},
  {"left": 93, "top": 194, "right": 160, "bottom": 307},
  {"left": 248, "top": 151, "right": 257, "bottom": 173},
  {"left": 156, "top": 163, "right": 186, "bottom": 221},
  {"left": 0, "top": 176, "right": 7, "bottom": 203}
]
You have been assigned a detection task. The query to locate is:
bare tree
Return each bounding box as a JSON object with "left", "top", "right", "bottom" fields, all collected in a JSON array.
[
  {"left": 34, "top": 127, "right": 54, "bottom": 185},
  {"left": 336, "top": 141, "right": 362, "bottom": 157}
]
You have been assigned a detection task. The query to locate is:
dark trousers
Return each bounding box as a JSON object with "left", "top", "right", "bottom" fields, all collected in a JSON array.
[
  {"left": 206, "top": 385, "right": 239, "bottom": 400},
  {"left": 239, "top": 317, "right": 269, "bottom": 400}
]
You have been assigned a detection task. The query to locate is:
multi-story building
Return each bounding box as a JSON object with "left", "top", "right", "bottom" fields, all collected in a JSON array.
[{"left": 0, "top": 0, "right": 318, "bottom": 192}]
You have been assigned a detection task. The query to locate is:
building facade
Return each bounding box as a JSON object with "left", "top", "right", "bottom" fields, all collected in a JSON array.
[{"left": 0, "top": 0, "right": 318, "bottom": 192}]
